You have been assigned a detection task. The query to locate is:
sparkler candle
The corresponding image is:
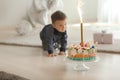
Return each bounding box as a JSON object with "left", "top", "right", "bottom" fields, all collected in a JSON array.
[{"left": 77, "top": 0, "right": 84, "bottom": 46}]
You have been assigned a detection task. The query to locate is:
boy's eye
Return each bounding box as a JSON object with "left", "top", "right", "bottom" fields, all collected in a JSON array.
[{"left": 59, "top": 24, "right": 66, "bottom": 27}]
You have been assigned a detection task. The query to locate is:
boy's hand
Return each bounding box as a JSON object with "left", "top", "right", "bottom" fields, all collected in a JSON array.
[
  {"left": 48, "top": 53, "right": 57, "bottom": 57},
  {"left": 58, "top": 52, "right": 65, "bottom": 55}
]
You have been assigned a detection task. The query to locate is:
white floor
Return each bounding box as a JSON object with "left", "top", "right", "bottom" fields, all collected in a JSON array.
[{"left": 0, "top": 44, "right": 120, "bottom": 80}]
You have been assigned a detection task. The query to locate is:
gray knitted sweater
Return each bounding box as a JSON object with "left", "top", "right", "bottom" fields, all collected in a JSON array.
[{"left": 40, "top": 24, "right": 67, "bottom": 54}]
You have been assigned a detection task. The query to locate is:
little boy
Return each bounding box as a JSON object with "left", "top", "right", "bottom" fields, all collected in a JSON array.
[{"left": 40, "top": 11, "right": 67, "bottom": 57}]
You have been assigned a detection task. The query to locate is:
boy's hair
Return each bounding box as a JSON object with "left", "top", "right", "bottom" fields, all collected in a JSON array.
[{"left": 51, "top": 11, "right": 66, "bottom": 23}]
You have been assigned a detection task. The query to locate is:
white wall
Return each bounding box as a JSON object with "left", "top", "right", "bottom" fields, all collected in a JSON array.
[{"left": 0, "top": 0, "right": 98, "bottom": 26}]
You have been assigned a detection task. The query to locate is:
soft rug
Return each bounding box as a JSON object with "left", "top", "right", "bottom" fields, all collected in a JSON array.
[
  {"left": 0, "top": 26, "right": 42, "bottom": 47},
  {"left": 0, "top": 24, "right": 120, "bottom": 53},
  {"left": 0, "top": 71, "right": 29, "bottom": 80}
]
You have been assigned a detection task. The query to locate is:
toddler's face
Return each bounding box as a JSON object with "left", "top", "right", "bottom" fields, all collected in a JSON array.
[{"left": 53, "top": 19, "right": 67, "bottom": 32}]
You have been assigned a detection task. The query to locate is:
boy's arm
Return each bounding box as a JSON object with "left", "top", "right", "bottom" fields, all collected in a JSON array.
[{"left": 46, "top": 27, "right": 54, "bottom": 54}]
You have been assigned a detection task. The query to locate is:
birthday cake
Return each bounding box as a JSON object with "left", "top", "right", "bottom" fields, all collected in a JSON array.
[{"left": 67, "top": 42, "right": 97, "bottom": 61}]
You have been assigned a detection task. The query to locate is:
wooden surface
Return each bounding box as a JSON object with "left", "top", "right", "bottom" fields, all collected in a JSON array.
[{"left": 0, "top": 45, "right": 120, "bottom": 80}]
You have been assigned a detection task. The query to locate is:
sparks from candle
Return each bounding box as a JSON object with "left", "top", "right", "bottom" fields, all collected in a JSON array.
[{"left": 77, "top": 0, "right": 84, "bottom": 23}]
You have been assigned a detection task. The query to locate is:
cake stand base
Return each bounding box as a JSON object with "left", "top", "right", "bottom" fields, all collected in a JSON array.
[{"left": 73, "top": 62, "right": 90, "bottom": 71}]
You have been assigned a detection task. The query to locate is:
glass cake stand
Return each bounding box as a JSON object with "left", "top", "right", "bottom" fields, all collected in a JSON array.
[{"left": 63, "top": 52, "right": 99, "bottom": 71}]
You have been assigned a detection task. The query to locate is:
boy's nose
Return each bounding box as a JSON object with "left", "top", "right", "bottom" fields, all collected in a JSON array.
[
  {"left": 62, "top": 26, "right": 64, "bottom": 29},
  {"left": 63, "top": 25, "right": 66, "bottom": 28}
]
